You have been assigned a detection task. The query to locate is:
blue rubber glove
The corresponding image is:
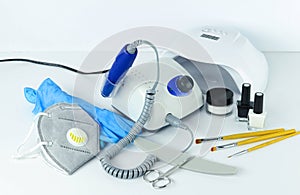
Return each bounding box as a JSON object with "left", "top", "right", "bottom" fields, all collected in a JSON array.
[{"left": 24, "top": 78, "right": 134, "bottom": 144}]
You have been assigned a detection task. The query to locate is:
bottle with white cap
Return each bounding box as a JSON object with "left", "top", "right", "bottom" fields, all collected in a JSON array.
[{"left": 248, "top": 92, "right": 266, "bottom": 130}]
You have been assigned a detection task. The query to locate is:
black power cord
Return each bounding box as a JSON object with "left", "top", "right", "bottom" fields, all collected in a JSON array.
[{"left": 0, "top": 58, "right": 110, "bottom": 75}]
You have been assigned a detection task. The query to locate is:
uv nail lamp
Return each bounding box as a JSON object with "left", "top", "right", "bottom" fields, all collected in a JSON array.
[{"left": 112, "top": 27, "right": 268, "bottom": 131}]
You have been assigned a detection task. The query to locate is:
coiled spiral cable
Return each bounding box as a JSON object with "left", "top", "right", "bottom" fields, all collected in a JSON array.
[{"left": 99, "top": 40, "right": 160, "bottom": 179}]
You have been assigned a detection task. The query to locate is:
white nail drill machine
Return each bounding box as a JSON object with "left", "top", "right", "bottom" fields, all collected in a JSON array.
[{"left": 110, "top": 26, "right": 268, "bottom": 130}]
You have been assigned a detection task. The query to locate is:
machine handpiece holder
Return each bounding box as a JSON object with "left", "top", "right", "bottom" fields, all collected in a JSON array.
[{"left": 101, "top": 44, "right": 138, "bottom": 97}]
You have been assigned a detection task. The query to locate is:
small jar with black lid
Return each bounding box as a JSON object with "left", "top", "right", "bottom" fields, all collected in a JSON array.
[{"left": 206, "top": 88, "right": 234, "bottom": 115}]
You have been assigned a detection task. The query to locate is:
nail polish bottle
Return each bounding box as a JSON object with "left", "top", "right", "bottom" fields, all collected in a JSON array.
[
  {"left": 237, "top": 83, "right": 253, "bottom": 121},
  {"left": 248, "top": 92, "right": 266, "bottom": 130}
]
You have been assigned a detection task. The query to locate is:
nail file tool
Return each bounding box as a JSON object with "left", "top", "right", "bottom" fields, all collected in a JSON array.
[{"left": 134, "top": 137, "right": 238, "bottom": 175}]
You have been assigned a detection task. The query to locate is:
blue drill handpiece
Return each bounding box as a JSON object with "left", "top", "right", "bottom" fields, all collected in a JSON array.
[{"left": 101, "top": 44, "right": 138, "bottom": 97}]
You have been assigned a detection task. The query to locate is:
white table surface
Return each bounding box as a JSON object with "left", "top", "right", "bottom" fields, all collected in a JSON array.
[{"left": 0, "top": 52, "right": 299, "bottom": 195}]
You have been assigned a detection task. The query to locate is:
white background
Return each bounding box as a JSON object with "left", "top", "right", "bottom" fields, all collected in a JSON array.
[
  {"left": 1, "top": 1, "right": 300, "bottom": 195},
  {"left": 0, "top": 0, "right": 300, "bottom": 52}
]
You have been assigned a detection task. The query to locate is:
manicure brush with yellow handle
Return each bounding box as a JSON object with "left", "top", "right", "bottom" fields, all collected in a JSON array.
[
  {"left": 210, "top": 129, "right": 296, "bottom": 152},
  {"left": 195, "top": 128, "right": 284, "bottom": 144},
  {"left": 228, "top": 131, "right": 300, "bottom": 158}
]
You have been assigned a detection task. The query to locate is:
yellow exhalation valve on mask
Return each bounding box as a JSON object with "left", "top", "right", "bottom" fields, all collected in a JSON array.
[{"left": 67, "top": 128, "right": 88, "bottom": 147}]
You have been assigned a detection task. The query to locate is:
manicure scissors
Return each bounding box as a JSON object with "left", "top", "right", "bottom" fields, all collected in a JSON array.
[{"left": 143, "top": 156, "right": 195, "bottom": 189}]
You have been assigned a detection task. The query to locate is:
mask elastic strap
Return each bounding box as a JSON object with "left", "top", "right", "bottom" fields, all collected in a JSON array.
[{"left": 13, "top": 112, "right": 52, "bottom": 160}]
